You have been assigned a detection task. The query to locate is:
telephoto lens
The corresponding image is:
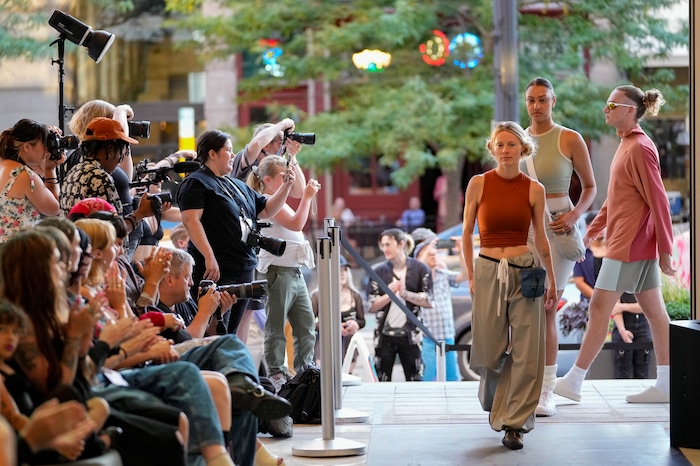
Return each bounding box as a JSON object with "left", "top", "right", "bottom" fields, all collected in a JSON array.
[{"left": 218, "top": 280, "right": 268, "bottom": 299}]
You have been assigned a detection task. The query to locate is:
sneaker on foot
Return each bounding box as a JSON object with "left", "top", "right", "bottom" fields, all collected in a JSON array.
[
  {"left": 625, "top": 386, "right": 669, "bottom": 403},
  {"left": 502, "top": 430, "right": 523, "bottom": 450},
  {"left": 535, "top": 387, "right": 556, "bottom": 417},
  {"left": 553, "top": 376, "right": 582, "bottom": 402}
]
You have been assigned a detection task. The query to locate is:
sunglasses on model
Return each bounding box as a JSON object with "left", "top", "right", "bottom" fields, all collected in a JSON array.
[{"left": 606, "top": 101, "right": 637, "bottom": 110}]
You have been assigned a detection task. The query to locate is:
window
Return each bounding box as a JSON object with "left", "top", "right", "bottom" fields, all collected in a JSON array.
[{"left": 349, "top": 157, "right": 399, "bottom": 195}]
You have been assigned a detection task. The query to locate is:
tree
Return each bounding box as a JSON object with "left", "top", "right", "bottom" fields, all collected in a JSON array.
[
  {"left": 166, "top": 0, "right": 687, "bottom": 224},
  {"left": 0, "top": 0, "right": 53, "bottom": 60}
]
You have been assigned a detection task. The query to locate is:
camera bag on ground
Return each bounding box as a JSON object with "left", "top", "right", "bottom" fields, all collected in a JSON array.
[
  {"left": 258, "top": 376, "right": 293, "bottom": 437},
  {"left": 277, "top": 363, "right": 322, "bottom": 424}
]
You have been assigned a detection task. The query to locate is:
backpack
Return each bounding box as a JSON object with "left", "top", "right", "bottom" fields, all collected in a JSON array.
[{"left": 277, "top": 363, "right": 322, "bottom": 424}]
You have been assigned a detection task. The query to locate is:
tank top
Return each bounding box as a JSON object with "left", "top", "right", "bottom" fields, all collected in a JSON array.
[
  {"left": 0, "top": 165, "right": 41, "bottom": 242},
  {"left": 478, "top": 170, "right": 531, "bottom": 248},
  {"left": 523, "top": 124, "right": 572, "bottom": 194}
]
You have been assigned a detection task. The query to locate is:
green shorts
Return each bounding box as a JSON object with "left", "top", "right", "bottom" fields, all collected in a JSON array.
[{"left": 595, "top": 258, "right": 660, "bottom": 293}]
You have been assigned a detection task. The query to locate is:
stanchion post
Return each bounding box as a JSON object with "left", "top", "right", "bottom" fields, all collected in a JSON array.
[
  {"left": 317, "top": 236, "right": 336, "bottom": 439},
  {"left": 326, "top": 219, "right": 370, "bottom": 423},
  {"left": 292, "top": 237, "right": 367, "bottom": 457},
  {"left": 436, "top": 340, "right": 447, "bottom": 382},
  {"left": 326, "top": 222, "right": 344, "bottom": 408}
]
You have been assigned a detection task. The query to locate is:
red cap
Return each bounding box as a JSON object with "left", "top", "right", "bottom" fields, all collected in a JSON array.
[
  {"left": 85, "top": 117, "right": 138, "bottom": 144},
  {"left": 68, "top": 197, "right": 117, "bottom": 220}
]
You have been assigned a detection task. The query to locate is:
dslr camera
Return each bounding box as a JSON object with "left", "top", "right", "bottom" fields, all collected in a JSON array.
[
  {"left": 146, "top": 192, "right": 172, "bottom": 216},
  {"left": 128, "top": 120, "right": 151, "bottom": 139},
  {"left": 284, "top": 129, "right": 315, "bottom": 145},
  {"left": 46, "top": 132, "right": 79, "bottom": 161},
  {"left": 245, "top": 222, "right": 286, "bottom": 256},
  {"left": 198, "top": 279, "right": 268, "bottom": 300}
]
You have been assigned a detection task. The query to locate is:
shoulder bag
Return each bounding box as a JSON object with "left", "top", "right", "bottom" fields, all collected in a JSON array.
[{"left": 524, "top": 156, "right": 585, "bottom": 262}]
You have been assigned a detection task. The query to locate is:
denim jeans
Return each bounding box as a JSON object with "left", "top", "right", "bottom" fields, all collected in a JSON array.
[
  {"left": 179, "top": 334, "right": 259, "bottom": 466},
  {"left": 108, "top": 362, "right": 223, "bottom": 463},
  {"left": 422, "top": 337, "right": 460, "bottom": 381}
]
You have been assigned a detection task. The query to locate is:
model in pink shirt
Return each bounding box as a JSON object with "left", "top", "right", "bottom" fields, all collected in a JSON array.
[{"left": 555, "top": 85, "right": 676, "bottom": 404}]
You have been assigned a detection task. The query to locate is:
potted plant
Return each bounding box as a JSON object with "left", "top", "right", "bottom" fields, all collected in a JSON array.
[{"left": 662, "top": 274, "right": 691, "bottom": 321}]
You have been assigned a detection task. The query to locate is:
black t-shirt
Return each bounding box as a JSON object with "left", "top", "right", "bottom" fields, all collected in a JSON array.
[
  {"left": 177, "top": 166, "right": 267, "bottom": 273},
  {"left": 154, "top": 301, "right": 193, "bottom": 344}
]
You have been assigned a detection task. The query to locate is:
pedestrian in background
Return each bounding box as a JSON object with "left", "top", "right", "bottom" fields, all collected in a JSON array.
[
  {"left": 310, "top": 255, "right": 365, "bottom": 365},
  {"left": 396, "top": 196, "right": 425, "bottom": 232},
  {"left": 367, "top": 228, "right": 432, "bottom": 382},
  {"left": 414, "top": 237, "right": 465, "bottom": 381}
]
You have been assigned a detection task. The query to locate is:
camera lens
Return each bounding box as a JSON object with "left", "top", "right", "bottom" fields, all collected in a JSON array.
[
  {"left": 218, "top": 280, "right": 268, "bottom": 299},
  {"left": 128, "top": 121, "right": 151, "bottom": 139},
  {"left": 288, "top": 132, "right": 315, "bottom": 145},
  {"left": 258, "top": 235, "right": 286, "bottom": 256}
]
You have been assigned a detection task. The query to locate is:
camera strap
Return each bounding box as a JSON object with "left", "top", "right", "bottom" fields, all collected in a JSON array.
[{"left": 225, "top": 177, "right": 257, "bottom": 231}]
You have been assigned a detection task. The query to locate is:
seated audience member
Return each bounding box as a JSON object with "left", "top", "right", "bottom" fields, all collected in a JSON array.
[
  {"left": 2, "top": 393, "right": 97, "bottom": 466},
  {"left": 62, "top": 220, "right": 237, "bottom": 466},
  {"left": 78, "top": 225, "right": 289, "bottom": 466},
  {"left": 310, "top": 255, "right": 365, "bottom": 364}
]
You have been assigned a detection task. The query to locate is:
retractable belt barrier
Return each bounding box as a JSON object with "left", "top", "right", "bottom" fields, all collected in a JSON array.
[{"left": 340, "top": 236, "right": 439, "bottom": 345}]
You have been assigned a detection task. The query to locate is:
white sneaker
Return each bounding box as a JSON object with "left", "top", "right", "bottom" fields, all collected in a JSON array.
[
  {"left": 625, "top": 386, "right": 669, "bottom": 403},
  {"left": 535, "top": 387, "right": 556, "bottom": 417},
  {"left": 553, "top": 376, "right": 582, "bottom": 402}
]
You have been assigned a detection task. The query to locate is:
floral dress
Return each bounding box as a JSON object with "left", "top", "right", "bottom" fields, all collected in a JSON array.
[{"left": 0, "top": 165, "right": 40, "bottom": 242}]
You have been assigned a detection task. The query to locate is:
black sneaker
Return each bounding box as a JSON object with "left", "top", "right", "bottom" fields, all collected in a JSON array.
[{"left": 502, "top": 429, "right": 523, "bottom": 450}]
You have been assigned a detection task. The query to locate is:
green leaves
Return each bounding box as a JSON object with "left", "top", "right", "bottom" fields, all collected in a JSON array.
[
  {"left": 0, "top": 0, "right": 52, "bottom": 60},
  {"left": 160, "top": 0, "right": 687, "bottom": 186}
]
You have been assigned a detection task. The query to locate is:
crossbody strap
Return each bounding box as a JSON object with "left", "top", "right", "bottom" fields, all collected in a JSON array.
[{"left": 524, "top": 156, "right": 553, "bottom": 220}]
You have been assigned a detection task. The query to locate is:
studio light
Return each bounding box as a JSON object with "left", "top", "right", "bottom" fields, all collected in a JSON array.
[{"left": 48, "top": 10, "right": 114, "bottom": 63}]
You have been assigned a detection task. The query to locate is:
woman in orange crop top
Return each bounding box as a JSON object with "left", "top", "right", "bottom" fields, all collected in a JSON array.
[{"left": 461, "top": 121, "right": 556, "bottom": 451}]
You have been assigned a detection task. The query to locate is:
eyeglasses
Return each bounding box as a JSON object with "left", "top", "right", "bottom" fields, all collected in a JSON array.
[{"left": 606, "top": 102, "right": 637, "bottom": 110}]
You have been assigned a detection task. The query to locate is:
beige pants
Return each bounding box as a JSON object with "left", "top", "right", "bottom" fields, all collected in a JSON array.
[{"left": 470, "top": 252, "right": 545, "bottom": 433}]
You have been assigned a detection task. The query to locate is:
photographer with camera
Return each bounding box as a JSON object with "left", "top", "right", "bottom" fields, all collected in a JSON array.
[
  {"left": 131, "top": 159, "right": 186, "bottom": 263},
  {"left": 154, "top": 247, "right": 290, "bottom": 466},
  {"left": 0, "top": 119, "right": 64, "bottom": 242},
  {"left": 178, "top": 129, "right": 296, "bottom": 335},
  {"left": 60, "top": 118, "right": 158, "bottom": 250},
  {"left": 230, "top": 118, "right": 308, "bottom": 199},
  {"left": 247, "top": 155, "right": 320, "bottom": 391},
  {"left": 64, "top": 99, "right": 155, "bottom": 259}
]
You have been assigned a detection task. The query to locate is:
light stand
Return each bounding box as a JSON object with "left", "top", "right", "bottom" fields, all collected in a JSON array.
[
  {"left": 50, "top": 36, "right": 72, "bottom": 133},
  {"left": 48, "top": 10, "right": 115, "bottom": 132}
]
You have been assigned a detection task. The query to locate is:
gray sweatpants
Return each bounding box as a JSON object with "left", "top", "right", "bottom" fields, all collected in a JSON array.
[{"left": 470, "top": 252, "right": 545, "bottom": 433}]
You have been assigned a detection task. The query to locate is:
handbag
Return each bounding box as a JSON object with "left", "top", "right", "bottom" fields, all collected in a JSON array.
[
  {"left": 479, "top": 254, "right": 546, "bottom": 299},
  {"left": 524, "top": 156, "right": 585, "bottom": 261},
  {"left": 520, "top": 266, "right": 546, "bottom": 299}
]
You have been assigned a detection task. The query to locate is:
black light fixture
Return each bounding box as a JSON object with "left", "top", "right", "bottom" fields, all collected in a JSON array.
[
  {"left": 49, "top": 10, "right": 115, "bottom": 63},
  {"left": 48, "top": 10, "right": 115, "bottom": 133}
]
